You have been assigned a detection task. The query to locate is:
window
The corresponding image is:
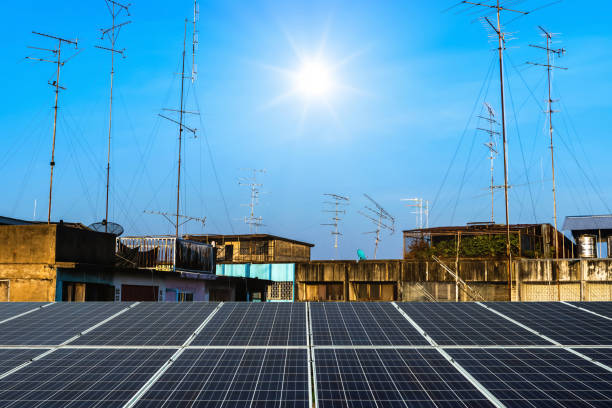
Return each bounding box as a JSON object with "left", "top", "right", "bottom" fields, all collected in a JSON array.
[{"left": 224, "top": 244, "right": 234, "bottom": 261}]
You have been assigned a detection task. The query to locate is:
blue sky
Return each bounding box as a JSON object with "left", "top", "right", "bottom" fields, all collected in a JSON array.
[{"left": 1, "top": 1, "right": 611, "bottom": 259}]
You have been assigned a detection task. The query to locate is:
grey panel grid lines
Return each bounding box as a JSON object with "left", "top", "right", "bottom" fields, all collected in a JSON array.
[
  {"left": 571, "top": 348, "right": 612, "bottom": 368},
  {"left": 0, "top": 303, "right": 48, "bottom": 322},
  {"left": 73, "top": 302, "right": 219, "bottom": 346},
  {"left": 446, "top": 348, "right": 612, "bottom": 408},
  {"left": 0, "top": 348, "right": 174, "bottom": 408},
  {"left": 398, "top": 302, "right": 550, "bottom": 346},
  {"left": 315, "top": 348, "right": 495, "bottom": 408},
  {"left": 570, "top": 302, "right": 612, "bottom": 319},
  {"left": 310, "top": 302, "right": 429, "bottom": 346},
  {"left": 133, "top": 348, "right": 310, "bottom": 408},
  {"left": 485, "top": 302, "right": 612, "bottom": 345},
  {"left": 0, "top": 349, "right": 49, "bottom": 374},
  {"left": 192, "top": 302, "right": 307, "bottom": 346},
  {"left": 0, "top": 302, "right": 132, "bottom": 346}
]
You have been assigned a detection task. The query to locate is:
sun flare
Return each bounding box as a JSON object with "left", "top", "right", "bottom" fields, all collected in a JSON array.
[{"left": 294, "top": 60, "right": 334, "bottom": 98}]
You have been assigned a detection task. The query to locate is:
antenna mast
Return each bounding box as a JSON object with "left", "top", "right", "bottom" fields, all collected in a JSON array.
[
  {"left": 401, "top": 197, "right": 429, "bottom": 229},
  {"left": 478, "top": 103, "right": 499, "bottom": 222},
  {"left": 26, "top": 31, "right": 79, "bottom": 223},
  {"left": 157, "top": 19, "right": 199, "bottom": 238},
  {"left": 97, "top": 0, "right": 131, "bottom": 232},
  {"left": 359, "top": 194, "right": 395, "bottom": 259},
  {"left": 322, "top": 194, "right": 349, "bottom": 260},
  {"left": 192, "top": 0, "right": 199, "bottom": 83},
  {"left": 460, "top": 0, "right": 529, "bottom": 300},
  {"left": 239, "top": 169, "right": 265, "bottom": 232},
  {"left": 528, "top": 26, "right": 566, "bottom": 300}
]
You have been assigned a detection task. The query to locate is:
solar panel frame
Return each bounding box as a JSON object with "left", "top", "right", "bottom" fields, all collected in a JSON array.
[
  {"left": 570, "top": 347, "right": 612, "bottom": 369},
  {"left": 310, "top": 302, "right": 430, "bottom": 346},
  {"left": 315, "top": 348, "right": 495, "bottom": 408},
  {"left": 446, "top": 347, "right": 612, "bottom": 408},
  {"left": 0, "top": 349, "right": 50, "bottom": 375},
  {"left": 72, "top": 302, "right": 219, "bottom": 346},
  {"left": 0, "top": 348, "right": 175, "bottom": 408},
  {"left": 133, "top": 348, "right": 310, "bottom": 408},
  {"left": 191, "top": 302, "right": 307, "bottom": 346},
  {"left": 0, "top": 302, "right": 134, "bottom": 346},
  {"left": 485, "top": 301, "right": 612, "bottom": 345},
  {"left": 569, "top": 301, "right": 612, "bottom": 319},
  {"left": 397, "top": 302, "right": 551, "bottom": 346},
  {"left": 0, "top": 303, "right": 48, "bottom": 322}
]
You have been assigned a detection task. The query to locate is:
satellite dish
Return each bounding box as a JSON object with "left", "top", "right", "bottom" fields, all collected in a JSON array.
[{"left": 88, "top": 221, "right": 124, "bottom": 236}]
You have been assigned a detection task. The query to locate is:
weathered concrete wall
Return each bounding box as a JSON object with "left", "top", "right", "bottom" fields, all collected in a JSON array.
[
  {"left": 295, "top": 258, "right": 612, "bottom": 302},
  {"left": 0, "top": 264, "right": 56, "bottom": 301},
  {"left": 56, "top": 225, "right": 115, "bottom": 264},
  {"left": 0, "top": 224, "right": 56, "bottom": 263}
]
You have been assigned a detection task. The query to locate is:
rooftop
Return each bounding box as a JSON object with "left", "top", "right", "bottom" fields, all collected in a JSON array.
[{"left": 184, "top": 233, "right": 315, "bottom": 247}]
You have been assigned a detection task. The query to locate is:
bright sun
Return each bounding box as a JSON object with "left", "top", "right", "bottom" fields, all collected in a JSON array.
[{"left": 295, "top": 60, "right": 333, "bottom": 98}]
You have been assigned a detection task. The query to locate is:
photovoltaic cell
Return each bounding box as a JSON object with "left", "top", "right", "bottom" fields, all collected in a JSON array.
[
  {"left": 0, "top": 303, "right": 47, "bottom": 322},
  {"left": 398, "top": 302, "right": 550, "bottom": 345},
  {"left": 0, "top": 349, "right": 48, "bottom": 374},
  {"left": 315, "top": 348, "right": 494, "bottom": 408},
  {"left": 485, "top": 302, "right": 612, "bottom": 345},
  {"left": 0, "top": 348, "right": 174, "bottom": 408},
  {"left": 134, "top": 348, "right": 309, "bottom": 408},
  {"left": 0, "top": 302, "right": 132, "bottom": 346},
  {"left": 191, "top": 302, "right": 306, "bottom": 346},
  {"left": 73, "top": 302, "right": 218, "bottom": 346},
  {"left": 310, "top": 302, "right": 429, "bottom": 346},
  {"left": 446, "top": 348, "right": 612, "bottom": 408},
  {"left": 570, "top": 302, "right": 612, "bottom": 319}
]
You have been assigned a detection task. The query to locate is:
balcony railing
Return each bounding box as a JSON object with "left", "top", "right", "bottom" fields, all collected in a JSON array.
[{"left": 116, "top": 236, "right": 214, "bottom": 274}]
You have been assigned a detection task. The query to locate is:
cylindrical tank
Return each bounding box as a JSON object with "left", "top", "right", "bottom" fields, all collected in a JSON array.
[{"left": 578, "top": 234, "right": 597, "bottom": 258}]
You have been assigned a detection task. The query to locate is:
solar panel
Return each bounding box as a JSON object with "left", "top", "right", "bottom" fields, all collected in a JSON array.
[
  {"left": 570, "top": 301, "right": 612, "bottom": 319},
  {"left": 191, "top": 302, "right": 307, "bottom": 346},
  {"left": 133, "top": 348, "right": 310, "bottom": 408},
  {"left": 0, "top": 303, "right": 48, "bottom": 322},
  {"left": 315, "top": 348, "right": 495, "bottom": 407},
  {"left": 398, "top": 302, "right": 550, "bottom": 345},
  {"left": 485, "top": 302, "right": 612, "bottom": 345},
  {"left": 0, "top": 302, "right": 132, "bottom": 346},
  {"left": 0, "top": 349, "right": 49, "bottom": 374},
  {"left": 0, "top": 348, "right": 174, "bottom": 407},
  {"left": 446, "top": 348, "right": 612, "bottom": 408},
  {"left": 310, "top": 302, "right": 429, "bottom": 346},
  {"left": 73, "top": 302, "right": 218, "bottom": 346}
]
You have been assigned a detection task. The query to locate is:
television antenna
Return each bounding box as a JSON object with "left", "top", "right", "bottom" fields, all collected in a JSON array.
[
  {"left": 143, "top": 210, "right": 205, "bottom": 230},
  {"left": 26, "top": 31, "right": 79, "bottom": 223},
  {"left": 359, "top": 193, "right": 395, "bottom": 259},
  {"left": 239, "top": 169, "right": 266, "bottom": 232},
  {"left": 477, "top": 102, "right": 500, "bottom": 223},
  {"left": 158, "top": 19, "right": 201, "bottom": 238},
  {"left": 321, "top": 193, "right": 349, "bottom": 260},
  {"left": 96, "top": 0, "right": 131, "bottom": 233},
  {"left": 458, "top": 0, "right": 532, "bottom": 300},
  {"left": 527, "top": 26, "right": 566, "bottom": 262},
  {"left": 401, "top": 197, "right": 429, "bottom": 229}
]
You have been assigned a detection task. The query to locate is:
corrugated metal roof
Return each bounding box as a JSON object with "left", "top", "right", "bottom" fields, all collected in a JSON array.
[{"left": 562, "top": 215, "right": 612, "bottom": 231}]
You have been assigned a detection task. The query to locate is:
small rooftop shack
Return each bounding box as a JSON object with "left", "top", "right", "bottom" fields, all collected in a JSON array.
[
  {"left": 184, "top": 234, "right": 314, "bottom": 263},
  {"left": 404, "top": 223, "right": 575, "bottom": 259},
  {"left": 563, "top": 215, "right": 612, "bottom": 258}
]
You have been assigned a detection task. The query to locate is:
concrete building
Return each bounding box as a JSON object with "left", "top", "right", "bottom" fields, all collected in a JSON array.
[
  {"left": 0, "top": 223, "right": 269, "bottom": 302},
  {"left": 186, "top": 234, "right": 314, "bottom": 301}
]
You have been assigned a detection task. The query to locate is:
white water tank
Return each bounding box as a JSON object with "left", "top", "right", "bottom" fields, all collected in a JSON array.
[{"left": 578, "top": 234, "right": 597, "bottom": 258}]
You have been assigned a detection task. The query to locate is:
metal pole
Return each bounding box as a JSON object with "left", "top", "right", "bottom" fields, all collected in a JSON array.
[
  {"left": 176, "top": 20, "right": 187, "bottom": 239},
  {"left": 48, "top": 40, "right": 62, "bottom": 224},
  {"left": 495, "top": 3, "right": 512, "bottom": 301},
  {"left": 105, "top": 2, "right": 116, "bottom": 233}
]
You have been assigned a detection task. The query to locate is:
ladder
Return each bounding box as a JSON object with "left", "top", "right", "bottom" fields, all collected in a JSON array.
[{"left": 431, "top": 255, "right": 485, "bottom": 302}]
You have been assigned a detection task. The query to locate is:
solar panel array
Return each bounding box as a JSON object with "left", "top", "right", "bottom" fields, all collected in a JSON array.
[{"left": 0, "top": 300, "right": 610, "bottom": 408}]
